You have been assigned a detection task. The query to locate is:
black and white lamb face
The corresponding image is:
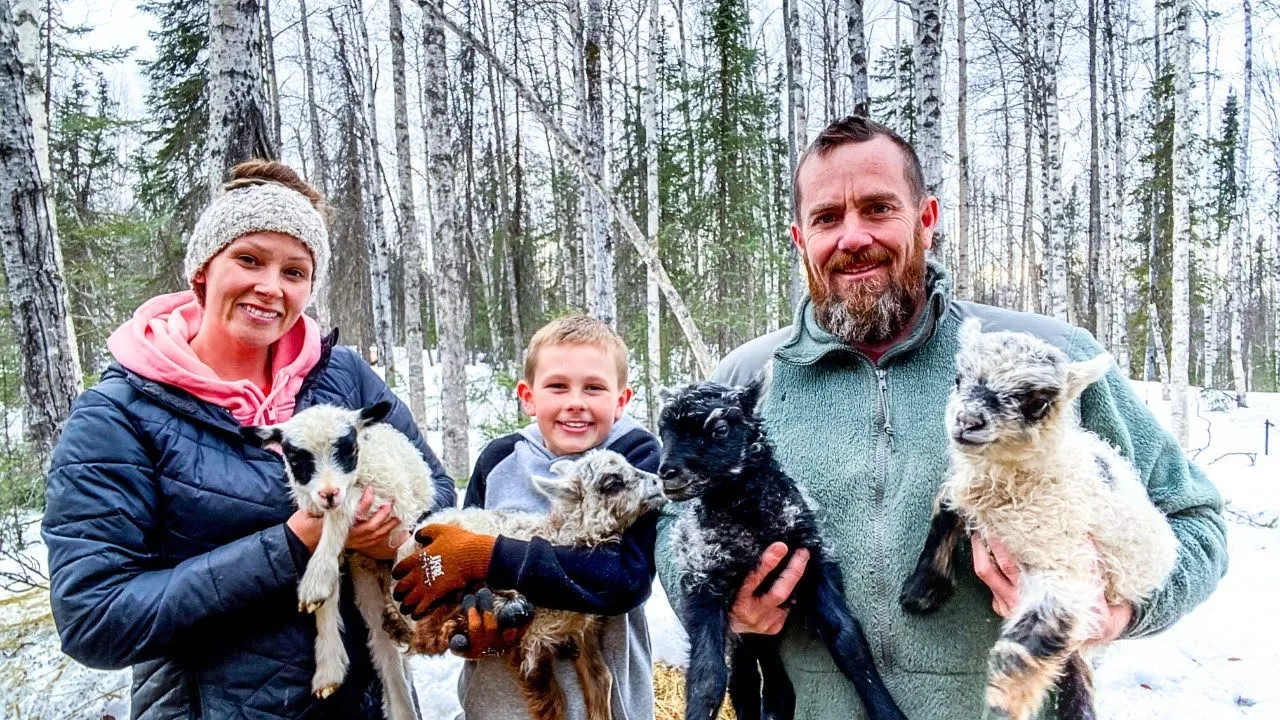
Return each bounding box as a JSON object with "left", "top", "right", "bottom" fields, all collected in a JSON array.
[
  {"left": 656, "top": 379, "right": 763, "bottom": 501},
  {"left": 947, "top": 319, "right": 1112, "bottom": 451},
  {"left": 534, "top": 450, "right": 667, "bottom": 530},
  {"left": 241, "top": 401, "right": 391, "bottom": 514}
]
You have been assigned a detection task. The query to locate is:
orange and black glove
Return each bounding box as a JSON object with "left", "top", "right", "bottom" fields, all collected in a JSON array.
[
  {"left": 448, "top": 588, "right": 532, "bottom": 659},
  {"left": 392, "top": 524, "right": 496, "bottom": 619}
]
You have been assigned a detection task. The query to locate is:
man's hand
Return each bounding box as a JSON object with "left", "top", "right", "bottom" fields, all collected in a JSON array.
[
  {"left": 970, "top": 533, "right": 1133, "bottom": 644},
  {"left": 346, "top": 487, "right": 409, "bottom": 560},
  {"left": 450, "top": 588, "right": 530, "bottom": 659},
  {"left": 392, "top": 524, "right": 497, "bottom": 619},
  {"left": 728, "top": 542, "right": 810, "bottom": 635}
]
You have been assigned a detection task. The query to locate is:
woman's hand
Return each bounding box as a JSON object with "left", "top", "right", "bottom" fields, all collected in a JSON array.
[
  {"left": 286, "top": 510, "right": 323, "bottom": 553},
  {"left": 346, "top": 487, "right": 409, "bottom": 560}
]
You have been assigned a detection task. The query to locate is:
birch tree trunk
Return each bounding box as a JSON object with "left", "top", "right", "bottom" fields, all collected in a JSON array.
[
  {"left": 298, "top": 0, "right": 331, "bottom": 329},
  {"left": 261, "top": 0, "right": 281, "bottom": 150},
  {"left": 645, "top": 0, "right": 661, "bottom": 423},
  {"left": 12, "top": 0, "right": 47, "bottom": 182},
  {"left": 419, "top": 0, "right": 469, "bottom": 480},
  {"left": 844, "top": 0, "right": 868, "bottom": 117},
  {"left": 390, "top": 0, "right": 426, "bottom": 421},
  {"left": 1088, "top": 0, "right": 1107, "bottom": 339},
  {"left": 1106, "top": 0, "right": 1131, "bottom": 371},
  {"left": 784, "top": 0, "right": 807, "bottom": 311},
  {"left": 583, "top": 0, "right": 615, "bottom": 327},
  {"left": 569, "top": 1, "right": 595, "bottom": 314},
  {"left": 207, "top": 0, "right": 276, "bottom": 195},
  {"left": 0, "top": 0, "right": 81, "bottom": 470},
  {"left": 955, "top": 0, "right": 970, "bottom": 300},
  {"left": 1170, "top": 0, "right": 1192, "bottom": 443},
  {"left": 1229, "top": 0, "right": 1251, "bottom": 406},
  {"left": 349, "top": 0, "right": 396, "bottom": 387},
  {"left": 1040, "top": 0, "right": 1067, "bottom": 320},
  {"left": 913, "top": 0, "right": 944, "bottom": 255},
  {"left": 423, "top": 2, "right": 714, "bottom": 376}
]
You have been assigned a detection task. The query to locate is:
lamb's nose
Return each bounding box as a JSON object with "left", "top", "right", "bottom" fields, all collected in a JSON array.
[
  {"left": 659, "top": 466, "right": 680, "bottom": 481},
  {"left": 960, "top": 415, "right": 987, "bottom": 433},
  {"left": 318, "top": 487, "right": 339, "bottom": 506}
]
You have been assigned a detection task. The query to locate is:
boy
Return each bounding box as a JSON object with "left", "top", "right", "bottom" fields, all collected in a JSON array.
[{"left": 394, "top": 315, "right": 660, "bottom": 720}]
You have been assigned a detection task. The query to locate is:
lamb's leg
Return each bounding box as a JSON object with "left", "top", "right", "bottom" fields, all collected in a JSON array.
[
  {"left": 298, "top": 511, "right": 353, "bottom": 612},
  {"left": 1054, "top": 652, "right": 1097, "bottom": 720},
  {"left": 311, "top": 593, "right": 348, "bottom": 699},
  {"left": 350, "top": 559, "right": 417, "bottom": 720},
  {"left": 899, "top": 497, "right": 964, "bottom": 615},
  {"left": 726, "top": 634, "right": 765, "bottom": 720},
  {"left": 985, "top": 592, "right": 1079, "bottom": 720},
  {"left": 754, "top": 635, "right": 796, "bottom": 720},
  {"left": 570, "top": 623, "right": 614, "bottom": 720},
  {"left": 408, "top": 602, "right": 464, "bottom": 656},
  {"left": 512, "top": 643, "right": 565, "bottom": 720},
  {"left": 809, "top": 559, "right": 905, "bottom": 720},
  {"left": 682, "top": 587, "right": 732, "bottom": 720}
]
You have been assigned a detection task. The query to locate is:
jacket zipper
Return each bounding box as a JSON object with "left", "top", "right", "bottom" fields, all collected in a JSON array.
[{"left": 870, "top": 365, "right": 894, "bottom": 669}]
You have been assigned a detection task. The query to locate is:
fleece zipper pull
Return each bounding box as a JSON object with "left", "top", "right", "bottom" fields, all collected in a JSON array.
[{"left": 875, "top": 367, "right": 895, "bottom": 446}]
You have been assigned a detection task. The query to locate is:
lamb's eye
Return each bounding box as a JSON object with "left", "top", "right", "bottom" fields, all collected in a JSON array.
[
  {"left": 711, "top": 422, "right": 729, "bottom": 440},
  {"left": 954, "top": 373, "right": 962, "bottom": 389}
]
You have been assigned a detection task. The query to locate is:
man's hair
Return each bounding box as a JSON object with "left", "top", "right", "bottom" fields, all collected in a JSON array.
[
  {"left": 524, "top": 315, "right": 630, "bottom": 387},
  {"left": 792, "top": 116, "right": 926, "bottom": 222}
]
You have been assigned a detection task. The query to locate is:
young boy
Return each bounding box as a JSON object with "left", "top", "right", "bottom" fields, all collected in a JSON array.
[{"left": 394, "top": 315, "right": 660, "bottom": 720}]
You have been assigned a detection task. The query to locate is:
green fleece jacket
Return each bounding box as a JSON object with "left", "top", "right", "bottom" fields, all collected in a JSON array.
[{"left": 654, "top": 263, "right": 1227, "bottom": 719}]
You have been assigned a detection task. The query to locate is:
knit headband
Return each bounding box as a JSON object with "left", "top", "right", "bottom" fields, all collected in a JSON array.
[{"left": 184, "top": 182, "right": 330, "bottom": 302}]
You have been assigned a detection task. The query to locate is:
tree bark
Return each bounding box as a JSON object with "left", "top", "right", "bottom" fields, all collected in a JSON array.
[
  {"left": 261, "top": 0, "right": 281, "bottom": 150},
  {"left": 1039, "top": 0, "right": 1067, "bottom": 320},
  {"left": 844, "top": 0, "right": 868, "bottom": 117},
  {"left": 1088, "top": 0, "right": 1107, "bottom": 339},
  {"left": 207, "top": 0, "right": 276, "bottom": 195},
  {"left": 1170, "top": 0, "right": 1192, "bottom": 442},
  {"left": 418, "top": 0, "right": 470, "bottom": 480},
  {"left": 645, "top": 0, "right": 661, "bottom": 425},
  {"left": 423, "top": 1, "right": 715, "bottom": 376},
  {"left": 1229, "top": 0, "right": 1251, "bottom": 406},
  {"left": 390, "top": 0, "right": 426, "bottom": 421},
  {"left": 583, "top": 0, "right": 615, "bottom": 327},
  {"left": 913, "top": 0, "right": 944, "bottom": 256},
  {"left": 0, "top": 0, "right": 81, "bottom": 470},
  {"left": 784, "top": 0, "right": 807, "bottom": 311},
  {"left": 956, "top": 0, "right": 970, "bottom": 300}
]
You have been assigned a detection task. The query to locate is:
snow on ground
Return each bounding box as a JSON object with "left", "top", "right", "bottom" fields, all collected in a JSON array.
[{"left": 2, "top": 369, "right": 1277, "bottom": 718}]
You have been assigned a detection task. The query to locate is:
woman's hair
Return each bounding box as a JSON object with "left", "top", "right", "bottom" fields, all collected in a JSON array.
[{"left": 222, "top": 160, "right": 329, "bottom": 224}]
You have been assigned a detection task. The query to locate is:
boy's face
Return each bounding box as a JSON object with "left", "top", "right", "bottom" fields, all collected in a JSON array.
[{"left": 516, "top": 343, "right": 633, "bottom": 457}]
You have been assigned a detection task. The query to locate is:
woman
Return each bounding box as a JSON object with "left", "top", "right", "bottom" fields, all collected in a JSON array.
[{"left": 42, "top": 161, "right": 455, "bottom": 719}]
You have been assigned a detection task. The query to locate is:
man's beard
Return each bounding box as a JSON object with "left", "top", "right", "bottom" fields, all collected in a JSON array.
[{"left": 805, "top": 227, "right": 928, "bottom": 347}]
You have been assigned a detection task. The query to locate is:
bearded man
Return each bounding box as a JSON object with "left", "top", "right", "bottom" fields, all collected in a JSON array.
[{"left": 654, "top": 116, "right": 1227, "bottom": 719}]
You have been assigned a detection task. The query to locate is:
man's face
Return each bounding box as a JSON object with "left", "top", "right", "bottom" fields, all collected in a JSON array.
[{"left": 790, "top": 136, "right": 938, "bottom": 346}]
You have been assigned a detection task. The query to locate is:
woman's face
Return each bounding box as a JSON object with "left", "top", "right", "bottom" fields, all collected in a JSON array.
[{"left": 193, "top": 231, "right": 314, "bottom": 351}]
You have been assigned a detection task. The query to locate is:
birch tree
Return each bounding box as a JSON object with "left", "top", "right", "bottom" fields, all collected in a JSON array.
[
  {"left": 1170, "top": 0, "right": 1192, "bottom": 445},
  {"left": 784, "top": 0, "right": 807, "bottom": 310},
  {"left": 12, "top": 0, "right": 47, "bottom": 182},
  {"left": 418, "top": 0, "right": 470, "bottom": 479},
  {"left": 1088, "top": 0, "right": 1106, "bottom": 338},
  {"left": 207, "top": 0, "right": 276, "bottom": 194},
  {"left": 913, "top": 0, "right": 944, "bottom": 255},
  {"left": 390, "top": 0, "right": 426, "bottom": 421},
  {"left": 844, "top": 0, "right": 868, "bottom": 117},
  {"left": 956, "top": 0, "right": 970, "bottom": 299},
  {"left": 1040, "top": 0, "right": 1067, "bottom": 320},
  {"left": 0, "top": 0, "right": 81, "bottom": 469},
  {"left": 583, "top": 0, "right": 615, "bottom": 327},
  {"left": 1228, "top": 0, "right": 1250, "bottom": 406},
  {"left": 645, "top": 0, "right": 661, "bottom": 423}
]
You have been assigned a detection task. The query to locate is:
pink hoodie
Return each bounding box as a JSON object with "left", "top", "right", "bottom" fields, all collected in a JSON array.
[{"left": 106, "top": 291, "right": 322, "bottom": 426}]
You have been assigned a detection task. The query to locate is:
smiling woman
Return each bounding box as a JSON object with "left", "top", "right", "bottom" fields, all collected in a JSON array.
[{"left": 41, "top": 160, "right": 456, "bottom": 719}]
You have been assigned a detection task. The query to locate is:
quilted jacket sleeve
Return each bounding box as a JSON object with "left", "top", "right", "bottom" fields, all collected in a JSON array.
[
  {"left": 42, "top": 387, "right": 303, "bottom": 670},
  {"left": 348, "top": 350, "right": 457, "bottom": 512}
]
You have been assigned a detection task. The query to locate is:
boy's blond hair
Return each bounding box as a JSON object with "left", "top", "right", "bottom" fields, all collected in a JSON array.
[{"left": 523, "top": 315, "right": 630, "bottom": 387}]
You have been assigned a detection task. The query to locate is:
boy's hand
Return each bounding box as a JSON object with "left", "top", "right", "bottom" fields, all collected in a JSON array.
[
  {"left": 449, "top": 588, "right": 530, "bottom": 659},
  {"left": 392, "top": 524, "right": 496, "bottom": 619}
]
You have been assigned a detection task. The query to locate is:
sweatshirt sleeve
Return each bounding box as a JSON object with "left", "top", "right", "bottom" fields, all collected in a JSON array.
[
  {"left": 1069, "top": 328, "right": 1229, "bottom": 638},
  {"left": 485, "top": 428, "right": 662, "bottom": 615}
]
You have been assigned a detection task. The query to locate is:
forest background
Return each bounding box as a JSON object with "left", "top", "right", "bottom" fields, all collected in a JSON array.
[{"left": 0, "top": 0, "right": 1276, "bottom": 588}]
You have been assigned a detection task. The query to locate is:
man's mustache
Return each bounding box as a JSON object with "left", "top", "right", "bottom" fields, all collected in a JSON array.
[{"left": 823, "top": 246, "right": 894, "bottom": 275}]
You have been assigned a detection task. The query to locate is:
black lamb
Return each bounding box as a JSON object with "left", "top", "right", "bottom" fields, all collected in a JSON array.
[{"left": 657, "top": 379, "right": 904, "bottom": 720}]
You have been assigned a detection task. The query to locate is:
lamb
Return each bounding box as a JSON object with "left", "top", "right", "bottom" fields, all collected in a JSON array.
[
  {"left": 898, "top": 318, "right": 1179, "bottom": 720},
  {"left": 241, "top": 401, "right": 434, "bottom": 720},
  {"left": 657, "top": 379, "right": 906, "bottom": 720},
  {"left": 408, "top": 449, "right": 666, "bottom": 720}
]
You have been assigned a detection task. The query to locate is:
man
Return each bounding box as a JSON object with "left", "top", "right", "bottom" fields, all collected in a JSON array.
[{"left": 654, "top": 116, "right": 1227, "bottom": 718}]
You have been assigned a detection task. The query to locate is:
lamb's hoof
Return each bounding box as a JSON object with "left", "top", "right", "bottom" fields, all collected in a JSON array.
[
  {"left": 898, "top": 570, "right": 953, "bottom": 615},
  {"left": 449, "top": 633, "right": 470, "bottom": 653},
  {"left": 314, "top": 683, "right": 341, "bottom": 699},
  {"left": 493, "top": 595, "right": 534, "bottom": 629},
  {"left": 300, "top": 599, "right": 325, "bottom": 614}
]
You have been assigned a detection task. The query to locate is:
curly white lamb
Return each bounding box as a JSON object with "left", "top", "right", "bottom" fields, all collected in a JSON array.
[
  {"left": 242, "top": 401, "right": 435, "bottom": 720},
  {"left": 898, "top": 318, "right": 1178, "bottom": 720},
  {"left": 409, "top": 449, "right": 666, "bottom": 720}
]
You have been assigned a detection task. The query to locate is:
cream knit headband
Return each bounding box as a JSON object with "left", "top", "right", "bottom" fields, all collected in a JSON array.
[{"left": 184, "top": 182, "right": 330, "bottom": 301}]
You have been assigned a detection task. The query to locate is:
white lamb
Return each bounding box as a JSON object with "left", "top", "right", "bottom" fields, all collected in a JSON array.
[
  {"left": 408, "top": 449, "right": 666, "bottom": 720},
  {"left": 898, "top": 318, "right": 1178, "bottom": 720},
  {"left": 242, "top": 400, "right": 436, "bottom": 720}
]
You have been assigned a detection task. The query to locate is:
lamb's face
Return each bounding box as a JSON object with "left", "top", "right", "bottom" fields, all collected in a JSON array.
[
  {"left": 948, "top": 319, "right": 1113, "bottom": 453},
  {"left": 241, "top": 401, "right": 391, "bottom": 514},
  {"left": 657, "top": 380, "right": 762, "bottom": 501},
  {"left": 533, "top": 450, "right": 667, "bottom": 531}
]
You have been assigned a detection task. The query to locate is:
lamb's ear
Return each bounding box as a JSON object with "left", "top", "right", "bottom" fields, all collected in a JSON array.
[
  {"left": 658, "top": 387, "right": 677, "bottom": 405},
  {"left": 241, "top": 426, "right": 281, "bottom": 447},
  {"left": 548, "top": 459, "right": 576, "bottom": 478},
  {"left": 358, "top": 400, "right": 393, "bottom": 428},
  {"left": 734, "top": 376, "right": 765, "bottom": 418},
  {"left": 1064, "top": 353, "right": 1113, "bottom": 400},
  {"left": 958, "top": 317, "right": 983, "bottom": 348},
  {"left": 532, "top": 473, "right": 583, "bottom": 505}
]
